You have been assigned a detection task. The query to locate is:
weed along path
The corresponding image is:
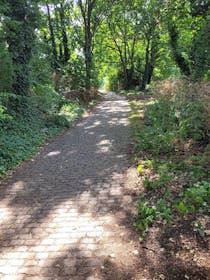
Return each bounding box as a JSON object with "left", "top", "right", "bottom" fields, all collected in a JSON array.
[{"left": 0, "top": 92, "right": 141, "bottom": 280}]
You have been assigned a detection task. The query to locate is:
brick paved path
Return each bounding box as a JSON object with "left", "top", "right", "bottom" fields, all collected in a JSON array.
[{"left": 0, "top": 92, "right": 138, "bottom": 280}]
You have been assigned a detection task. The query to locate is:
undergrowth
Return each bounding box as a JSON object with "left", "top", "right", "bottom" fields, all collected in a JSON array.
[
  {"left": 131, "top": 80, "right": 210, "bottom": 239},
  {"left": 0, "top": 89, "right": 85, "bottom": 177}
]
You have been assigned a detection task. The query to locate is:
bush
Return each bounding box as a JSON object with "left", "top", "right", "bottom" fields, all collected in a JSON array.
[
  {"left": 31, "top": 84, "right": 65, "bottom": 114},
  {"left": 135, "top": 80, "right": 209, "bottom": 158}
]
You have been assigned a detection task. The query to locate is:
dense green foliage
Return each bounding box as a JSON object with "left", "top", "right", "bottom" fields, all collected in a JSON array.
[
  {"left": 0, "top": 0, "right": 209, "bottom": 94},
  {"left": 130, "top": 81, "right": 210, "bottom": 238},
  {"left": 0, "top": 91, "right": 84, "bottom": 176}
]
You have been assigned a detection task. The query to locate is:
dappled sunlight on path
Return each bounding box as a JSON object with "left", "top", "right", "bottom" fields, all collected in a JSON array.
[{"left": 0, "top": 92, "right": 139, "bottom": 279}]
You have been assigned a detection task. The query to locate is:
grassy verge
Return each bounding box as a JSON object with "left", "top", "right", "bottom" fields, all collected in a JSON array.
[
  {"left": 129, "top": 80, "right": 210, "bottom": 278},
  {"left": 0, "top": 89, "right": 91, "bottom": 178},
  {"left": 129, "top": 79, "right": 210, "bottom": 239}
]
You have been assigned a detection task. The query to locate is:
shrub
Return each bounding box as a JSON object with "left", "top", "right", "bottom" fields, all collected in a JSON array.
[
  {"left": 135, "top": 80, "right": 209, "bottom": 158},
  {"left": 31, "top": 84, "right": 65, "bottom": 114}
]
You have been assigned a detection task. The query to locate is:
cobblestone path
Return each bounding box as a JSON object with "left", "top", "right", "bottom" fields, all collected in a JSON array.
[{"left": 0, "top": 92, "right": 138, "bottom": 280}]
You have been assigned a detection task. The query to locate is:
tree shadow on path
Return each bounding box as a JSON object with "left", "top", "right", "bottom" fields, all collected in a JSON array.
[{"left": 0, "top": 94, "right": 141, "bottom": 279}]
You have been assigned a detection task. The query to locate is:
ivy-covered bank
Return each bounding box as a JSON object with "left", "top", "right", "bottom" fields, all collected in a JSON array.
[{"left": 0, "top": 90, "right": 85, "bottom": 177}]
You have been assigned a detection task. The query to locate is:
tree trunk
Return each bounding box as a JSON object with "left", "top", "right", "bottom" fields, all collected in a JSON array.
[
  {"left": 54, "top": 4, "right": 63, "bottom": 61},
  {"left": 78, "top": 0, "right": 96, "bottom": 92},
  {"left": 84, "top": 24, "right": 93, "bottom": 91},
  {"left": 46, "top": 3, "right": 58, "bottom": 70},
  {"left": 141, "top": 39, "right": 150, "bottom": 91},
  {"left": 168, "top": 24, "right": 191, "bottom": 76},
  {"left": 147, "top": 62, "right": 154, "bottom": 85},
  {"left": 59, "top": 1, "right": 70, "bottom": 63},
  {"left": 147, "top": 39, "right": 158, "bottom": 86},
  {"left": 5, "top": 0, "right": 38, "bottom": 96}
]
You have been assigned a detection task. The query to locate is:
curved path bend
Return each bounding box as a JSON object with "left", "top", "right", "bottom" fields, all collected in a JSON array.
[{"left": 0, "top": 92, "right": 139, "bottom": 280}]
